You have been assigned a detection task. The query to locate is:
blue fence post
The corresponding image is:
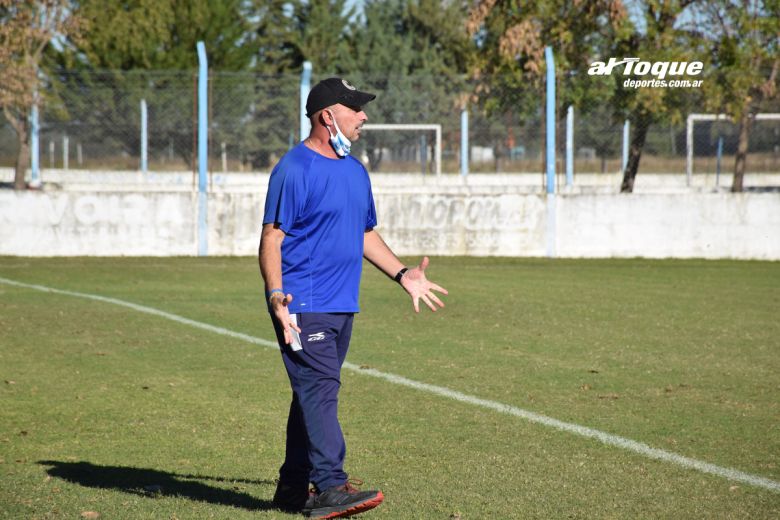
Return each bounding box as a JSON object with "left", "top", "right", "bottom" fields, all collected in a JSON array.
[
  {"left": 545, "top": 46, "right": 555, "bottom": 194},
  {"left": 544, "top": 46, "right": 557, "bottom": 258},
  {"left": 300, "top": 61, "right": 312, "bottom": 141},
  {"left": 140, "top": 99, "right": 148, "bottom": 174},
  {"left": 30, "top": 104, "right": 40, "bottom": 186},
  {"left": 622, "top": 120, "right": 630, "bottom": 173},
  {"left": 716, "top": 135, "right": 723, "bottom": 187},
  {"left": 197, "top": 41, "right": 208, "bottom": 256},
  {"left": 565, "top": 105, "right": 573, "bottom": 187},
  {"left": 460, "top": 108, "right": 469, "bottom": 176}
]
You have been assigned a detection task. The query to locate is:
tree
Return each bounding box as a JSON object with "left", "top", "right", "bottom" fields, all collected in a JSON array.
[
  {"left": 346, "top": 0, "right": 471, "bottom": 170},
  {"left": 0, "top": 0, "right": 80, "bottom": 189},
  {"left": 238, "top": 0, "right": 348, "bottom": 168},
  {"left": 63, "top": 0, "right": 257, "bottom": 71},
  {"left": 695, "top": 0, "right": 779, "bottom": 192},
  {"left": 289, "top": 0, "right": 356, "bottom": 73},
  {"left": 467, "top": 1, "right": 716, "bottom": 192},
  {"left": 254, "top": 0, "right": 300, "bottom": 74},
  {"left": 49, "top": 0, "right": 259, "bottom": 169},
  {"left": 610, "top": 1, "right": 704, "bottom": 192},
  {"left": 576, "top": 104, "right": 623, "bottom": 173},
  {"left": 466, "top": 0, "right": 623, "bottom": 174}
]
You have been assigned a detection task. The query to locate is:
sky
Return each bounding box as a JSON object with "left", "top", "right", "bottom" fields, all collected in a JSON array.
[{"left": 344, "top": 0, "right": 365, "bottom": 21}]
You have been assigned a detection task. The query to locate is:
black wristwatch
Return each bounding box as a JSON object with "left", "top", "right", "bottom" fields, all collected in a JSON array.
[{"left": 394, "top": 267, "right": 408, "bottom": 283}]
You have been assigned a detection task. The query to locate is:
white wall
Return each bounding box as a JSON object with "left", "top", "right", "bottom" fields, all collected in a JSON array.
[
  {"left": 1, "top": 181, "right": 778, "bottom": 259},
  {"left": 0, "top": 191, "right": 197, "bottom": 256},
  {"left": 554, "top": 193, "right": 780, "bottom": 259}
]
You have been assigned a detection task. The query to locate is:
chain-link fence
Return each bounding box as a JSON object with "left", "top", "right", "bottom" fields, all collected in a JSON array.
[
  {"left": 689, "top": 116, "right": 780, "bottom": 179},
  {"left": 1, "top": 69, "right": 778, "bottom": 178}
]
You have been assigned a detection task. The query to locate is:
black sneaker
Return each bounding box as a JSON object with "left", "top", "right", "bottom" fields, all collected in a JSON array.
[
  {"left": 272, "top": 480, "right": 312, "bottom": 513},
  {"left": 303, "top": 479, "right": 384, "bottom": 519}
]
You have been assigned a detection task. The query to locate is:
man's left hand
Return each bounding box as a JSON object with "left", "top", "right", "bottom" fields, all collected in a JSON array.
[{"left": 399, "top": 256, "right": 448, "bottom": 313}]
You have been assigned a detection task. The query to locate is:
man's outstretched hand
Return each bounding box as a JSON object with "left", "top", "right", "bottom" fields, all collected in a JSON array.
[{"left": 399, "top": 256, "right": 448, "bottom": 313}]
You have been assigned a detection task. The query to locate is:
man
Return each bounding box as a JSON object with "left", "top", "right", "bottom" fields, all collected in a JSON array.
[{"left": 259, "top": 77, "right": 448, "bottom": 519}]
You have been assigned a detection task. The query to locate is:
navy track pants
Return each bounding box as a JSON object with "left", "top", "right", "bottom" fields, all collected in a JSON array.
[{"left": 271, "top": 312, "right": 354, "bottom": 492}]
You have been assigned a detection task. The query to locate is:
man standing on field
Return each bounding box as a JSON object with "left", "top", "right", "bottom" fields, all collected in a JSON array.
[{"left": 258, "top": 77, "right": 448, "bottom": 519}]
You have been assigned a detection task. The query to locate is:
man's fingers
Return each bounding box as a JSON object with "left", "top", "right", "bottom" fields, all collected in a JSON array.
[
  {"left": 419, "top": 256, "right": 429, "bottom": 271},
  {"left": 421, "top": 294, "right": 437, "bottom": 312},
  {"left": 429, "top": 282, "right": 448, "bottom": 295},
  {"left": 290, "top": 322, "right": 302, "bottom": 333},
  {"left": 283, "top": 328, "right": 292, "bottom": 345},
  {"left": 429, "top": 292, "right": 445, "bottom": 308},
  {"left": 413, "top": 296, "right": 420, "bottom": 313}
]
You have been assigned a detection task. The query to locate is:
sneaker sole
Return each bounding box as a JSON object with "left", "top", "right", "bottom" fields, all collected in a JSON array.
[{"left": 306, "top": 490, "right": 384, "bottom": 519}]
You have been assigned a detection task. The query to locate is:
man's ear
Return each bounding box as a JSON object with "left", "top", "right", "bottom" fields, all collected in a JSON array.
[{"left": 320, "top": 108, "right": 334, "bottom": 127}]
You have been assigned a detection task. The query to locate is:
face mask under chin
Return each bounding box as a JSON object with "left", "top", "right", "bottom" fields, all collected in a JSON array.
[{"left": 327, "top": 111, "right": 352, "bottom": 157}]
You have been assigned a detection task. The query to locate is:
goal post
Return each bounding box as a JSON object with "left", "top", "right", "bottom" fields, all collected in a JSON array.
[
  {"left": 686, "top": 113, "right": 780, "bottom": 185},
  {"left": 361, "top": 123, "right": 442, "bottom": 176}
]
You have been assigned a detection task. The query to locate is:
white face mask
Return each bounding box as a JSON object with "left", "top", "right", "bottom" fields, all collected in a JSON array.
[{"left": 326, "top": 110, "right": 351, "bottom": 157}]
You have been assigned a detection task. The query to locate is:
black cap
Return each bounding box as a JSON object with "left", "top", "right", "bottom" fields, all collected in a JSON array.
[{"left": 306, "top": 77, "right": 376, "bottom": 118}]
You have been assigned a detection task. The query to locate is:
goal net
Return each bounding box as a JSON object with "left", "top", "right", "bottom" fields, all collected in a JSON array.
[
  {"left": 353, "top": 124, "right": 442, "bottom": 175},
  {"left": 687, "top": 114, "right": 780, "bottom": 183}
]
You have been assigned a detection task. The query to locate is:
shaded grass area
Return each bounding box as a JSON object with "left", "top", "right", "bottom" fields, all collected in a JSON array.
[{"left": 0, "top": 256, "right": 778, "bottom": 518}]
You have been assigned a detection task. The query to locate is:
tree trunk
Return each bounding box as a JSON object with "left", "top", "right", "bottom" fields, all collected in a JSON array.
[
  {"left": 13, "top": 117, "right": 30, "bottom": 190},
  {"left": 620, "top": 113, "right": 651, "bottom": 193},
  {"left": 731, "top": 110, "right": 752, "bottom": 193},
  {"left": 367, "top": 146, "right": 383, "bottom": 171},
  {"left": 14, "top": 134, "right": 30, "bottom": 190},
  {"left": 493, "top": 141, "right": 504, "bottom": 173}
]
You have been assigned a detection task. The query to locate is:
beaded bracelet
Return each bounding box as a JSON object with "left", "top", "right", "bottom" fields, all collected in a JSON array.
[{"left": 266, "top": 288, "right": 284, "bottom": 300}]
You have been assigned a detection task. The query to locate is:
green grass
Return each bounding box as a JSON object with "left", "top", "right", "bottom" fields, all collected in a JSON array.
[{"left": 1, "top": 256, "right": 779, "bottom": 519}]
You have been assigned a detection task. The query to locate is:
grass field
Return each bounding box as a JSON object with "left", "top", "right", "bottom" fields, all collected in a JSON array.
[{"left": 1, "top": 256, "right": 778, "bottom": 519}]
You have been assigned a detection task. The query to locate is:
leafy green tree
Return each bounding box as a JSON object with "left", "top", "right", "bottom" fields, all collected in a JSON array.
[
  {"left": 608, "top": 1, "right": 705, "bottom": 192},
  {"left": 231, "top": 71, "right": 300, "bottom": 169},
  {"left": 290, "top": 0, "right": 356, "bottom": 73},
  {"left": 695, "top": 0, "right": 779, "bottom": 191},
  {"left": 466, "top": 0, "right": 621, "bottom": 173},
  {"left": 576, "top": 104, "right": 623, "bottom": 173},
  {"left": 246, "top": 0, "right": 473, "bottom": 171},
  {"left": 255, "top": 0, "right": 299, "bottom": 74},
  {"left": 61, "top": 0, "right": 257, "bottom": 71},
  {"left": 48, "top": 0, "right": 259, "bottom": 169},
  {"left": 346, "top": 0, "right": 472, "bottom": 170},
  {"left": 238, "top": 0, "right": 354, "bottom": 168},
  {"left": 0, "top": 0, "right": 81, "bottom": 189}
]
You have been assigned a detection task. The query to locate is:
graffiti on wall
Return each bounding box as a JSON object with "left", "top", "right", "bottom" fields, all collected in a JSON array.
[
  {"left": 0, "top": 192, "right": 195, "bottom": 255},
  {"left": 375, "top": 193, "right": 546, "bottom": 255}
]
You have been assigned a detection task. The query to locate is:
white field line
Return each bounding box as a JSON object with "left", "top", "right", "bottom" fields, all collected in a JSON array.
[{"left": 1, "top": 275, "right": 778, "bottom": 494}]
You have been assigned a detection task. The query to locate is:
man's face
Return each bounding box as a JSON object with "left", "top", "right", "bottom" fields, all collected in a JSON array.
[{"left": 327, "top": 103, "right": 368, "bottom": 141}]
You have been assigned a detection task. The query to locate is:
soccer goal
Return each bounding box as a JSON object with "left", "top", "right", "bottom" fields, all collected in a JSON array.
[
  {"left": 686, "top": 113, "right": 780, "bottom": 184},
  {"left": 360, "top": 124, "right": 442, "bottom": 176}
]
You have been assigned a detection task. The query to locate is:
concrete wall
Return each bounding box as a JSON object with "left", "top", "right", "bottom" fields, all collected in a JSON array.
[
  {"left": 554, "top": 193, "right": 779, "bottom": 259},
  {"left": 556, "top": 193, "right": 780, "bottom": 260},
  {"left": 0, "top": 191, "right": 197, "bottom": 256},
  {"left": 375, "top": 191, "right": 780, "bottom": 259},
  {"left": 1, "top": 181, "right": 778, "bottom": 259}
]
